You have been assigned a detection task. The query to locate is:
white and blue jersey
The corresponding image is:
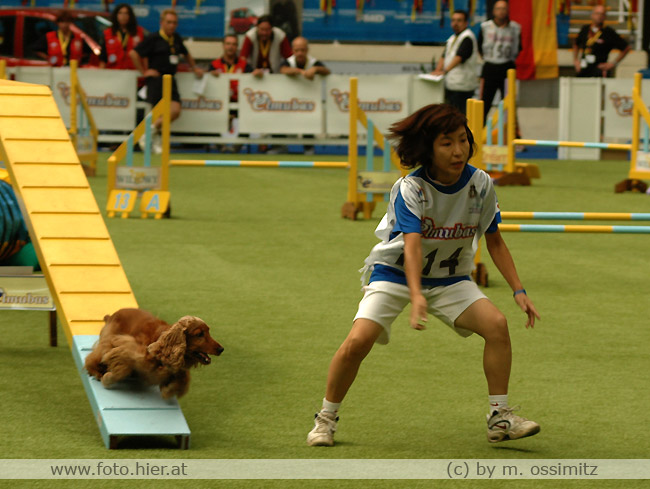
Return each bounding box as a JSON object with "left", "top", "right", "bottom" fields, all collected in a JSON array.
[{"left": 361, "top": 164, "right": 501, "bottom": 287}]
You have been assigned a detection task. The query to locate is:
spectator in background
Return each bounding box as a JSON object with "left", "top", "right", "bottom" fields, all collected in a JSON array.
[
  {"left": 209, "top": 34, "right": 253, "bottom": 152},
  {"left": 240, "top": 14, "right": 292, "bottom": 77},
  {"left": 280, "top": 36, "right": 330, "bottom": 80},
  {"left": 573, "top": 4, "right": 630, "bottom": 77},
  {"left": 431, "top": 10, "right": 479, "bottom": 115},
  {"left": 100, "top": 4, "right": 144, "bottom": 70},
  {"left": 130, "top": 9, "right": 204, "bottom": 153},
  {"left": 209, "top": 34, "right": 252, "bottom": 102},
  {"left": 478, "top": 0, "right": 521, "bottom": 123},
  {"left": 32, "top": 10, "right": 90, "bottom": 67}
]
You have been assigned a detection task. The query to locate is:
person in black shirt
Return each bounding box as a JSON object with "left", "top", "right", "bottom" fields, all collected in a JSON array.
[
  {"left": 130, "top": 8, "right": 203, "bottom": 152},
  {"left": 573, "top": 5, "right": 630, "bottom": 78}
]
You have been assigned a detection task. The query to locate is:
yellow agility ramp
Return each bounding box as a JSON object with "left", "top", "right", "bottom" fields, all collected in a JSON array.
[
  {"left": 0, "top": 79, "right": 137, "bottom": 342},
  {"left": 0, "top": 79, "right": 191, "bottom": 449}
]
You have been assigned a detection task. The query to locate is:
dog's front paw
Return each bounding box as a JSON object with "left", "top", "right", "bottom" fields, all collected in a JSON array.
[
  {"left": 160, "top": 383, "right": 180, "bottom": 399},
  {"left": 101, "top": 372, "right": 117, "bottom": 388}
]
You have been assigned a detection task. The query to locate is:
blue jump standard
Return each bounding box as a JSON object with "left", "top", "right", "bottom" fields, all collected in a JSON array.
[{"left": 72, "top": 335, "right": 191, "bottom": 449}]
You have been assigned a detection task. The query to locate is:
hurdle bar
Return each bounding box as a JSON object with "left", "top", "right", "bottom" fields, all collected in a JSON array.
[
  {"left": 108, "top": 75, "right": 171, "bottom": 194},
  {"left": 499, "top": 224, "right": 650, "bottom": 234},
  {"left": 169, "top": 160, "right": 349, "bottom": 168},
  {"left": 501, "top": 211, "right": 650, "bottom": 221},
  {"left": 342, "top": 77, "right": 406, "bottom": 220},
  {"left": 512, "top": 139, "right": 631, "bottom": 151}
]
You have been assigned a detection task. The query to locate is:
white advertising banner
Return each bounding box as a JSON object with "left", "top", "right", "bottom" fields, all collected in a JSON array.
[
  {"left": 0, "top": 275, "right": 54, "bottom": 311},
  {"left": 325, "top": 75, "right": 410, "bottom": 136},
  {"left": 50, "top": 67, "right": 137, "bottom": 131},
  {"left": 410, "top": 76, "right": 445, "bottom": 113},
  {"left": 238, "top": 74, "right": 323, "bottom": 135},
  {"left": 603, "top": 79, "right": 650, "bottom": 140},
  {"left": 174, "top": 73, "right": 230, "bottom": 134},
  {"left": 14, "top": 66, "right": 53, "bottom": 88}
]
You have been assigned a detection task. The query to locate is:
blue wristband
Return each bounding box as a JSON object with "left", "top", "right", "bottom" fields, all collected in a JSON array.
[{"left": 513, "top": 289, "right": 527, "bottom": 297}]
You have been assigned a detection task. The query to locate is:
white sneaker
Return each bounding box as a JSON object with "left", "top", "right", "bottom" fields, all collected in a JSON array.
[
  {"left": 151, "top": 130, "right": 163, "bottom": 155},
  {"left": 137, "top": 132, "right": 147, "bottom": 152},
  {"left": 307, "top": 411, "right": 338, "bottom": 446},
  {"left": 487, "top": 406, "right": 540, "bottom": 443}
]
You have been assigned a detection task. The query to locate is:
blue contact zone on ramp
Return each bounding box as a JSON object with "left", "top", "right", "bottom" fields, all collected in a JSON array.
[{"left": 72, "top": 335, "right": 191, "bottom": 449}]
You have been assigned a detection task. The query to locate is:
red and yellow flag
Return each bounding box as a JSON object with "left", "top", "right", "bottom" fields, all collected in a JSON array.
[
  {"left": 510, "top": 0, "right": 559, "bottom": 80},
  {"left": 320, "top": 0, "right": 335, "bottom": 15}
]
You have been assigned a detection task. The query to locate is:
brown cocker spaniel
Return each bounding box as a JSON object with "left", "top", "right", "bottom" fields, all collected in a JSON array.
[{"left": 84, "top": 308, "right": 224, "bottom": 399}]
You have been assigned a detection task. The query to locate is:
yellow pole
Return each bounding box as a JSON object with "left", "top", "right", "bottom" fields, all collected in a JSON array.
[
  {"left": 107, "top": 156, "right": 116, "bottom": 193},
  {"left": 505, "top": 69, "right": 516, "bottom": 173},
  {"left": 69, "top": 60, "right": 78, "bottom": 146},
  {"left": 467, "top": 99, "right": 484, "bottom": 170},
  {"left": 0, "top": 59, "right": 6, "bottom": 80},
  {"left": 161, "top": 74, "right": 172, "bottom": 191},
  {"left": 630, "top": 72, "right": 641, "bottom": 177},
  {"left": 347, "top": 77, "right": 358, "bottom": 204}
]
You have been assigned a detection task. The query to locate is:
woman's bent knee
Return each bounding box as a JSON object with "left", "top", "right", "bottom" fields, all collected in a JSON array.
[
  {"left": 339, "top": 319, "right": 383, "bottom": 360},
  {"left": 485, "top": 312, "right": 510, "bottom": 344}
]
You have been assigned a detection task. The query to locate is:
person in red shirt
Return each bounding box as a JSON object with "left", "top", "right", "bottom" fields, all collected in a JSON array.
[
  {"left": 100, "top": 4, "right": 145, "bottom": 70},
  {"left": 32, "top": 10, "right": 88, "bottom": 67},
  {"left": 239, "top": 14, "right": 292, "bottom": 77},
  {"left": 208, "top": 34, "right": 252, "bottom": 102}
]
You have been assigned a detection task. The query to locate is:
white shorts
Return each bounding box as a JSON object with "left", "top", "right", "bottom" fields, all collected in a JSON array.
[{"left": 353, "top": 280, "right": 488, "bottom": 344}]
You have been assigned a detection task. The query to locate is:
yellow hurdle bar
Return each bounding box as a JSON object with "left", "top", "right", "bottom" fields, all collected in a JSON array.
[
  {"left": 501, "top": 212, "right": 650, "bottom": 221},
  {"left": 499, "top": 224, "right": 650, "bottom": 234},
  {"left": 169, "top": 160, "right": 349, "bottom": 168},
  {"left": 513, "top": 139, "right": 631, "bottom": 151}
]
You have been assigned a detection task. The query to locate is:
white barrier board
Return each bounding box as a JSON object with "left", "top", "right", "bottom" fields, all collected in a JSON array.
[
  {"left": 237, "top": 75, "right": 324, "bottom": 135},
  {"left": 174, "top": 73, "right": 230, "bottom": 134},
  {"left": 410, "top": 76, "right": 445, "bottom": 113},
  {"left": 14, "top": 66, "right": 52, "bottom": 88},
  {"left": 325, "top": 75, "right": 410, "bottom": 136},
  {"left": 603, "top": 79, "right": 650, "bottom": 140},
  {"left": 51, "top": 68, "right": 138, "bottom": 130}
]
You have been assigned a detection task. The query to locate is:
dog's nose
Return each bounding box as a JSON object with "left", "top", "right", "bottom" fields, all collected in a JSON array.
[{"left": 216, "top": 346, "right": 224, "bottom": 356}]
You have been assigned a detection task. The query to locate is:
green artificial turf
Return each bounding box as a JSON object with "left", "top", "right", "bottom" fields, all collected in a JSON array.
[{"left": 1, "top": 153, "right": 649, "bottom": 487}]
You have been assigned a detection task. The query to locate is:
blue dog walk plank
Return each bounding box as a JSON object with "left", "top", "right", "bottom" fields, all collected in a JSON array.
[{"left": 72, "top": 335, "right": 191, "bottom": 449}]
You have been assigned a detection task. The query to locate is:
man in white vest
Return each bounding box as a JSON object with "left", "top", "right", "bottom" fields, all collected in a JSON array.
[
  {"left": 280, "top": 37, "right": 331, "bottom": 80},
  {"left": 432, "top": 10, "right": 479, "bottom": 115},
  {"left": 240, "top": 14, "right": 293, "bottom": 77},
  {"left": 478, "top": 0, "right": 521, "bottom": 122}
]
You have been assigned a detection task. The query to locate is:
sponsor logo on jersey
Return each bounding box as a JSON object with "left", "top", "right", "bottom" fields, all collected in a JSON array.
[
  {"left": 421, "top": 217, "right": 477, "bottom": 240},
  {"left": 469, "top": 184, "right": 486, "bottom": 214}
]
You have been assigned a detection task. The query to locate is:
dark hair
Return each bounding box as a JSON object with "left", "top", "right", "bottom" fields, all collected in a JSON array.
[
  {"left": 223, "top": 34, "right": 238, "bottom": 43},
  {"left": 56, "top": 10, "right": 74, "bottom": 23},
  {"left": 110, "top": 3, "right": 138, "bottom": 37},
  {"left": 388, "top": 104, "right": 475, "bottom": 170},
  {"left": 452, "top": 10, "right": 469, "bottom": 22},
  {"left": 257, "top": 14, "right": 273, "bottom": 27}
]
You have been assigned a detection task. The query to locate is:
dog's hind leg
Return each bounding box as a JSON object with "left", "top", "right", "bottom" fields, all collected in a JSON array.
[
  {"left": 100, "top": 336, "right": 140, "bottom": 388},
  {"left": 84, "top": 341, "right": 111, "bottom": 380}
]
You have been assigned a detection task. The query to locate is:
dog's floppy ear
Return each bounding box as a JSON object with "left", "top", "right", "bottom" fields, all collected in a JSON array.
[
  {"left": 147, "top": 323, "right": 186, "bottom": 370},
  {"left": 175, "top": 315, "right": 203, "bottom": 329}
]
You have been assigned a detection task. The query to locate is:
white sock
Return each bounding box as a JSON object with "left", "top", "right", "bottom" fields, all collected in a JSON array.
[
  {"left": 488, "top": 394, "right": 508, "bottom": 415},
  {"left": 322, "top": 398, "right": 340, "bottom": 414}
]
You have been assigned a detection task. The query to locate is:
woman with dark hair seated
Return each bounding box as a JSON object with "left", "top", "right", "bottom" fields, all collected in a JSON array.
[{"left": 100, "top": 3, "right": 145, "bottom": 70}]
